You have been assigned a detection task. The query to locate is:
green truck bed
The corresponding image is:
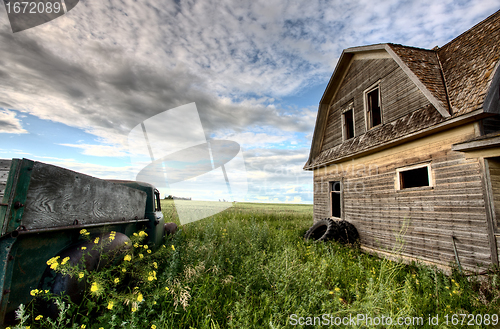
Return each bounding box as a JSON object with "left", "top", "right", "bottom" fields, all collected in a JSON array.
[{"left": 0, "top": 158, "right": 165, "bottom": 325}]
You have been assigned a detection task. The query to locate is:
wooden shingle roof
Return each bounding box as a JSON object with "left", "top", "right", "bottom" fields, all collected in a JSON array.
[{"left": 438, "top": 10, "right": 500, "bottom": 116}]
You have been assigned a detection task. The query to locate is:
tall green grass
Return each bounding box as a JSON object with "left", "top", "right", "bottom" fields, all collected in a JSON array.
[{"left": 13, "top": 201, "right": 500, "bottom": 328}]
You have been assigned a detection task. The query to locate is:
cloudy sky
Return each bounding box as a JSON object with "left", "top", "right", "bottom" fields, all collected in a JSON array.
[{"left": 0, "top": 0, "right": 498, "bottom": 204}]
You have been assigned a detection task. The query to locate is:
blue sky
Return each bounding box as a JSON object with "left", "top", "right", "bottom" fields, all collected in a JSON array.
[{"left": 0, "top": 0, "right": 498, "bottom": 203}]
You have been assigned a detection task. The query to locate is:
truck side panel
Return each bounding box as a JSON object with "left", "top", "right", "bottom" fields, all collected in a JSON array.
[
  {"left": 0, "top": 159, "right": 12, "bottom": 201},
  {"left": 21, "top": 161, "right": 148, "bottom": 230}
]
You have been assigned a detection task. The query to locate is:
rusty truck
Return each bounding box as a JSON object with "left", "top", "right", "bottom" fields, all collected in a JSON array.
[{"left": 0, "top": 158, "right": 175, "bottom": 324}]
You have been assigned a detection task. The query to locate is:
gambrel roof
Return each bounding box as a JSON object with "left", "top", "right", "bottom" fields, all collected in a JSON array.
[{"left": 305, "top": 10, "right": 500, "bottom": 170}]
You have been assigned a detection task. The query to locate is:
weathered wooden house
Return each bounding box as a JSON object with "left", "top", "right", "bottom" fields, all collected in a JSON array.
[{"left": 304, "top": 10, "right": 500, "bottom": 272}]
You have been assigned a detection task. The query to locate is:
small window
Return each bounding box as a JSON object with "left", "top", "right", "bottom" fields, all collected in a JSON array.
[
  {"left": 330, "top": 181, "right": 341, "bottom": 218},
  {"left": 342, "top": 108, "right": 355, "bottom": 140},
  {"left": 396, "top": 164, "right": 432, "bottom": 190},
  {"left": 365, "top": 83, "right": 382, "bottom": 129}
]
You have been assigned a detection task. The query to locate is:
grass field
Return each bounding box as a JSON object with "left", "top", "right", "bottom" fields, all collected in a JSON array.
[{"left": 15, "top": 201, "right": 500, "bottom": 328}]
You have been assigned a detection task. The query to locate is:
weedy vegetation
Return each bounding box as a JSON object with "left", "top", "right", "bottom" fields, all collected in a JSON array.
[{"left": 9, "top": 201, "right": 500, "bottom": 328}]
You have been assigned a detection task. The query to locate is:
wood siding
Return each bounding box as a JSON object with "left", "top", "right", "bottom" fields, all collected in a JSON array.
[
  {"left": 320, "top": 58, "right": 431, "bottom": 153},
  {"left": 0, "top": 159, "right": 11, "bottom": 201},
  {"left": 488, "top": 157, "right": 500, "bottom": 231},
  {"left": 313, "top": 124, "right": 492, "bottom": 271}
]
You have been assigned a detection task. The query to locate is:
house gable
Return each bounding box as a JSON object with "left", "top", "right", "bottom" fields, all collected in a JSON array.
[{"left": 320, "top": 53, "right": 434, "bottom": 153}]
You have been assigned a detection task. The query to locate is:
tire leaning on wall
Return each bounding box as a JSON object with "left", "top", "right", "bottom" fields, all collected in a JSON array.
[
  {"left": 304, "top": 218, "right": 340, "bottom": 241},
  {"left": 37, "top": 232, "right": 132, "bottom": 318},
  {"left": 304, "top": 218, "right": 359, "bottom": 245}
]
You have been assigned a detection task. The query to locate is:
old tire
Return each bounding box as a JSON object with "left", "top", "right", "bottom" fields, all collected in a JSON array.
[
  {"left": 337, "top": 220, "right": 359, "bottom": 244},
  {"left": 304, "top": 219, "right": 339, "bottom": 241}
]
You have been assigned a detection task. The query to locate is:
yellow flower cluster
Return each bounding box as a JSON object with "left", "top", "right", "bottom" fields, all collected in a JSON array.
[
  {"left": 107, "top": 301, "right": 114, "bottom": 310},
  {"left": 124, "top": 254, "right": 132, "bottom": 262},
  {"left": 35, "top": 315, "right": 43, "bottom": 321},
  {"left": 114, "top": 278, "right": 120, "bottom": 284},
  {"left": 109, "top": 231, "right": 116, "bottom": 241},
  {"left": 94, "top": 237, "right": 100, "bottom": 244},
  {"left": 79, "top": 272, "right": 85, "bottom": 279},
  {"left": 147, "top": 271, "right": 157, "bottom": 281},
  {"left": 139, "top": 231, "right": 148, "bottom": 237},
  {"left": 153, "top": 262, "right": 158, "bottom": 269},
  {"left": 90, "top": 282, "right": 99, "bottom": 293},
  {"left": 80, "top": 229, "right": 90, "bottom": 236},
  {"left": 30, "top": 289, "right": 49, "bottom": 296},
  {"left": 46, "top": 256, "right": 60, "bottom": 270},
  {"left": 137, "top": 292, "right": 143, "bottom": 302},
  {"left": 61, "top": 257, "right": 70, "bottom": 265}
]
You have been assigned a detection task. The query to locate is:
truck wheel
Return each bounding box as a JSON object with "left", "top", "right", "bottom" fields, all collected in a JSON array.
[
  {"left": 38, "top": 232, "right": 132, "bottom": 318},
  {"left": 337, "top": 220, "right": 359, "bottom": 244},
  {"left": 164, "top": 222, "right": 178, "bottom": 236},
  {"left": 304, "top": 219, "right": 339, "bottom": 241}
]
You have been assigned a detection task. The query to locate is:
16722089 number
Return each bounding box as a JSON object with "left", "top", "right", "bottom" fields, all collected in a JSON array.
[
  {"left": 5, "top": 1, "right": 62, "bottom": 14},
  {"left": 444, "top": 314, "right": 498, "bottom": 326}
]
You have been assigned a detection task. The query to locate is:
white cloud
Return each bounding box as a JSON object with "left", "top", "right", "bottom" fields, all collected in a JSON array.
[
  {"left": 0, "top": 109, "right": 28, "bottom": 134},
  {"left": 59, "top": 143, "right": 128, "bottom": 157}
]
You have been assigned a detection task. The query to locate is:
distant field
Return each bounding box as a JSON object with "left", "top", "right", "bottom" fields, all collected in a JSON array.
[{"left": 161, "top": 199, "right": 314, "bottom": 222}]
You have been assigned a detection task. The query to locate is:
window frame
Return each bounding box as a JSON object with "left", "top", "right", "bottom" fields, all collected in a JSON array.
[
  {"left": 329, "top": 180, "right": 342, "bottom": 218},
  {"left": 341, "top": 100, "right": 355, "bottom": 141},
  {"left": 363, "top": 81, "right": 383, "bottom": 130},
  {"left": 395, "top": 163, "right": 434, "bottom": 191}
]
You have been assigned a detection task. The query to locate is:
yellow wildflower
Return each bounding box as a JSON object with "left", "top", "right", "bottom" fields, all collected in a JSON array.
[
  {"left": 30, "top": 289, "right": 39, "bottom": 296},
  {"left": 35, "top": 315, "right": 43, "bottom": 320},
  {"left": 80, "top": 229, "right": 87, "bottom": 235},
  {"left": 147, "top": 250, "right": 152, "bottom": 253},
  {"left": 134, "top": 243, "right": 139, "bottom": 248},
  {"left": 137, "top": 293, "right": 143, "bottom": 302},
  {"left": 81, "top": 246, "right": 87, "bottom": 250},
  {"left": 152, "top": 325, "right": 157, "bottom": 329},
  {"left": 46, "top": 256, "right": 60, "bottom": 266},
  {"left": 139, "top": 254, "right": 144, "bottom": 259},
  {"left": 124, "top": 254, "right": 132, "bottom": 261},
  {"left": 143, "top": 245, "right": 148, "bottom": 249},
  {"left": 90, "top": 282, "right": 99, "bottom": 293},
  {"left": 81, "top": 325, "right": 86, "bottom": 329},
  {"left": 79, "top": 272, "right": 85, "bottom": 279},
  {"left": 153, "top": 262, "right": 158, "bottom": 269},
  {"left": 114, "top": 278, "right": 120, "bottom": 284},
  {"left": 122, "top": 268, "right": 126, "bottom": 272},
  {"left": 133, "top": 232, "right": 138, "bottom": 236},
  {"left": 61, "top": 257, "right": 70, "bottom": 265},
  {"left": 131, "top": 307, "right": 137, "bottom": 312},
  {"left": 165, "top": 287, "right": 169, "bottom": 291},
  {"left": 94, "top": 237, "right": 99, "bottom": 244},
  {"left": 139, "top": 231, "right": 148, "bottom": 237},
  {"left": 335, "top": 287, "right": 341, "bottom": 292},
  {"left": 171, "top": 245, "right": 175, "bottom": 251},
  {"left": 329, "top": 291, "right": 334, "bottom": 294},
  {"left": 107, "top": 301, "right": 114, "bottom": 310}
]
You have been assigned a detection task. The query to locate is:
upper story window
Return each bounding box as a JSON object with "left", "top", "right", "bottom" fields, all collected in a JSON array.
[
  {"left": 341, "top": 100, "right": 355, "bottom": 140},
  {"left": 364, "top": 82, "right": 382, "bottom": 129}
]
